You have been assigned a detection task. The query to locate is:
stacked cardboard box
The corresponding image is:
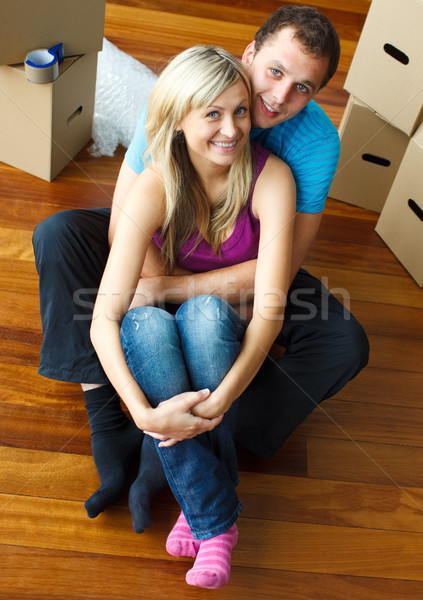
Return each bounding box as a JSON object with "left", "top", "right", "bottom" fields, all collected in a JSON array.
[
  {"left": 0, "top": 0, "right": 106, "bottom": 181},
  {"left": 329, "top": 0, "right": 423, "bottom": 286},
  {"left": 375, "top": 123, "right": 423, "bottom": 287},
  {"left": 330, "top": 95, "right": 409, "bottom": 213}
]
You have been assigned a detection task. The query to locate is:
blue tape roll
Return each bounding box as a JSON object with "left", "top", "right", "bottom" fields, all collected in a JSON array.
[{"left": 25, "top": 43, "right": 64, "bottom": 84}]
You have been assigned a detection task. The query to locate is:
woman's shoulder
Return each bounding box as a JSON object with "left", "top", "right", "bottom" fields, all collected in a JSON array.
[
  {"left": 251, "top": 140, "right": 291, "bottom": 179},
  {"left": 251, "top": 146, "right": 296, "bottom": 220},
  {"left": 251, "top": 140, "right": 271, "bottom": 172},
  {"left": 259, "top": 149, "right": 293, "bottom": 185},
  {"left": 124, "top": 165, "right": 166, "bottom": 223},
  {"left": 130, "top": 164, "right": 165, "bottom": 197},
  {"left": 134, "top": 163, "right": 162, "bottom": 183}
]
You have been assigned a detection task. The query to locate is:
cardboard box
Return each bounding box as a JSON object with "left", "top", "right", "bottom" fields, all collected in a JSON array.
[
  {"left": 0, "top": 53, "right": 98, "bottom": 181},
  {"left": 329, "top": 96, "right": 409, "bottom": 213},
  {"left": 344, "top": 0, "right": 423, "bottom": 136},
  {"left": 376, "top": 123, "right": 423, "bottom": 287},
  {"left": 0, "top": 0, "right": 105, "bottom": 66}
]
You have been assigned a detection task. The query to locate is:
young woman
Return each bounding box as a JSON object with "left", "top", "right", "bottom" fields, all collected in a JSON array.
[{"left": 90, "top": 45, "right": 295, "bottom": 589}]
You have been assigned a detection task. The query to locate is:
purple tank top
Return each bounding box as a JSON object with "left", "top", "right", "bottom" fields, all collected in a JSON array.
[{"left": 153, "top": 141, "right": 271, "bottom": 273}]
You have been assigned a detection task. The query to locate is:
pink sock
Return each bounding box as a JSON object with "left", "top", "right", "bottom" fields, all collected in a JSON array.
[
  {"left": 166, "top": 511, "right": 200, "bottom": 558},
  {"left": 185, "top": 524, "right": 238, "bottom": 589}
]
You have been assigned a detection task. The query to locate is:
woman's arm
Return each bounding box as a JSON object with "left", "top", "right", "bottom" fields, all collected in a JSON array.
[
  {"left": 192, "top": 155, "right": 296, "bottom": 419},
  {"left": 108, "top": 159, "right": 138, "bottom": 247},
  {"left": 91, "top": 168, "right": 223, "bottom": 439},
  {"left": 109, "top": 159, "right": 174, "bottom": 279}
]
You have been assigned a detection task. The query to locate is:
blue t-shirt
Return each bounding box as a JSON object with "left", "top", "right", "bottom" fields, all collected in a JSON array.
[{"left": 125, "top": 99, "right": 340, "bottom": 214}]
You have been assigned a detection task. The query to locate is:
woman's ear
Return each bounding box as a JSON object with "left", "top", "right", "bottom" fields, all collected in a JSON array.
[{"left": 242, "top": 41, "right": 256, "bottom": 66}]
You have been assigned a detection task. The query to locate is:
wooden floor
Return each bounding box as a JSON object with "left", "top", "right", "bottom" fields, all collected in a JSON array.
[{"left": 2, "top": 1, "right": 423, "bottom": 598}]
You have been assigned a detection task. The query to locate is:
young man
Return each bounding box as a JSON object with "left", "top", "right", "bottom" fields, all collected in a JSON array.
[{"left": 32, "top": 6, "right": 369, "bottom": 520}]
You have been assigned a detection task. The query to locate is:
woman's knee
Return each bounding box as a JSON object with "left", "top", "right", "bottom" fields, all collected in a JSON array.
[
  {"left": 121, "top": 306, "right": 176, "bottom": 349},
  {"left": 177, "top": 295, "right": 232, "bottom": 328},
  {"left": 176, "top": 295, "right": 246, "bottom": 357}
]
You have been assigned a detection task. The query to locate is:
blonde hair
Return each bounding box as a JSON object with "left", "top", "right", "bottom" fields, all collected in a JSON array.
[{"left": 144, "top": 45, "right": 253, "bottom": 269}]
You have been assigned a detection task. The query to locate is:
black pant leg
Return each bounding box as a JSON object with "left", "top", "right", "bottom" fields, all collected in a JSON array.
[
  {"left": 235, "top": 269, "right": 369, "bottom": 458},
  {"left": 32, "top": 208, "right": 111, "bottom": 383}
]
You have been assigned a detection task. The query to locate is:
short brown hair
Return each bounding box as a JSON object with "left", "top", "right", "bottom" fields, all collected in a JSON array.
[{"left": 254, "top": 5, "right": 340, "bottom": 89}]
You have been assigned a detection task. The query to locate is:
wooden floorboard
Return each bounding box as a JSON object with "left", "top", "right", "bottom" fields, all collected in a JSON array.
[
  {"left": 2, "top": 0, "right": 423, "bottom": 597},
  {"left": 3, "top": 492, "right": 423, "bottom": 581}
]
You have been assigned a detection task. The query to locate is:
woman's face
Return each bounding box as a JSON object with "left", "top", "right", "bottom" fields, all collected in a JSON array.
[{"left": 177, "top": 79, "right": 251, "bottom": 171}]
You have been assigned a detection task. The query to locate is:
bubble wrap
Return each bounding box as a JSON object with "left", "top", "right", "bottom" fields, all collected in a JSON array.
[{"left": 88, "top": 38, "right": 157, "bottom": 157}]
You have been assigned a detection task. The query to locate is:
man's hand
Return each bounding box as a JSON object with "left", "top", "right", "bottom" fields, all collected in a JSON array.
[
  {"left": 129, "top": 274, "right": 193, "bottom": 309},
  {"left": 129, "top": 275, "right": 165, "bottom": 309},
  {"left": 128, "top": 240, "right": 194, "bottom": 310}
]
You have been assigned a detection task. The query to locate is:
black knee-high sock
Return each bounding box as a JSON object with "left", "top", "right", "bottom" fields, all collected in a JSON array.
[
  {"left": 83, "top": 384, "right": 143, "bottom": 518},
  {"left": 128, "top": 435, "right": 168, "bottom": 533}
]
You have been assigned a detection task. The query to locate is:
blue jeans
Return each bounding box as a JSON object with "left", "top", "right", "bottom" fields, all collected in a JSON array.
[{"left": 120, "top": 295, "right": 247, "bottom": 539}]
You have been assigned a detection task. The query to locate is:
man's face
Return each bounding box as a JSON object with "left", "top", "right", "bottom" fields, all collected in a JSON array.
[{"left": 243, "top": 26, "right": 330, "bottom": 129}]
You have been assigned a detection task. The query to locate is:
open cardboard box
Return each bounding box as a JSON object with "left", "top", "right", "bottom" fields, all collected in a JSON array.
[
  {"left": 329, "top": 95, "right": 409, "bottom": 213},
  {"left": 344, "top": 0, "right": 423, "bottom": 136},
  {"left": 0, "top": 0, "right": 105, "bottom": 66},
  {"left": 376, "top": 122, "right": 423, "bottom": 287},
  {"left": 0, "top": 0, "right": 105, "bottom": 180},
  {"left": 0, "top": 53, "right": 98, "bottom": 181}
]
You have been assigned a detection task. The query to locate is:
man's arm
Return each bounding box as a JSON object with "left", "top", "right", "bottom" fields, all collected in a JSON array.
[
  {"left": 110, "top": 162, "right": 323, "bottom": 308},
  {"left": 132, "top": 259, "right": 256, "bottom": 310},
  {"left": 290, "top": 211, "right": 322, "bottom": 281},
  {"left": 130, "top": 209, "right": 322, "bottom": 313}
]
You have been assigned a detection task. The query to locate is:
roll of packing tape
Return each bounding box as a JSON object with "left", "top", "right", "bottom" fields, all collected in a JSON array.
[{"left": 25, "top": 43, "right": 64, "bottom": 84}]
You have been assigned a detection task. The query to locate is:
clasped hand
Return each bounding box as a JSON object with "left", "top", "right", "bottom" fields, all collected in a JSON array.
[{"left": 142, "top": 388, "right": 224, "bottom": 447}]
